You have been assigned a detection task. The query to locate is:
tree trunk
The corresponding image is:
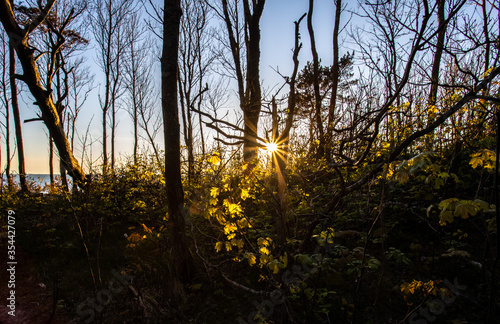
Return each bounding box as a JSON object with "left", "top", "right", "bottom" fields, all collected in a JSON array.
[
  {"left": 326, "top": 0, "right": 342, "bottom": 160},
  {"left": 426, "top": 0, "right": 446, "bottom": 150},
  {"left": 49, "top": 135, "right": 54, "bottom": 185},
  {"left": 111, "top": 98, "right": 116, "bottom": 169},
  {"left": 2, "top": 45, "right": 12, "bottom": 188},
  {"left": 307, "top": 0, "right": 325, "bottom": 158},
  {"left": 274, "top": 13, "right": 305, "bottom": 246},
  {"left": 428, "top": 0, "right": 445, "bottom": 107},
  {"left": 162, "top": 0, "right": 194, "bottom": 283},
  {"left": 242, "top": 0, "right": 264, "bottom": 162},
  {"left": 0, "top": 0, "right": 86, "bottom": 186},
  {"left": 271, "top": 98, "right": 287, "bottom": 246},
  {"left": 102, "top": 105, "right": 108, "bottom": 174},
  {"left": 9, "top": 33, "right": 27, "bottom": 192}
]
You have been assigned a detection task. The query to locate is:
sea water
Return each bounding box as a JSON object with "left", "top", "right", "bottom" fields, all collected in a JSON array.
[{"left": 1, "top": 174, "right": 73, "bottom": 192}]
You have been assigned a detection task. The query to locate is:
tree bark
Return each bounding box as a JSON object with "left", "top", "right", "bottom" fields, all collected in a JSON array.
[
  {"left": 242, "top": 0, "right": 264, "bottom": 162},
  {"left": 162, "top": 0, "right": 194, "bottom": 283}
]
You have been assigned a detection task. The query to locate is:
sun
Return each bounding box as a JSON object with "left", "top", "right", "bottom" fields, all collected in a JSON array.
[{"left": 266, "top": 142, "right": 278, "bottom": 153}]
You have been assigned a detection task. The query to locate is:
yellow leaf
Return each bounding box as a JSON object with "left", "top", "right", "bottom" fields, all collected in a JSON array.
[
  {"left": 259, "top": 246, "right": 270, "bottom": 255},
  {"left": 240, "top": 188, "right": 250, "bottom": 200},
  {"left": 209, "top": 154, "right": 221, "bottom": 166},
  {"left": 210, "top": 187, "right": 220, "bottom": 198},
  {"left": 224, "top": 223, "right": 237, "bottom": 235},
  {"left": 257, "top": 237, "right": 270, "bottom": 247},
  {"left": 215, "top": 241, "right": 223, "bottom": 252},
  {"left": 216, "top": 212, "right": 227, "bottom": 225},
  {"left": 246, "top": 253, "right": 257, "bottom": 266},
  {"left": 224, "top": 199, "right": 242, "bottom": 216}
]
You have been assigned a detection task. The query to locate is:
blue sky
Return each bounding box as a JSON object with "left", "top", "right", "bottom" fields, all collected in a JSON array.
[{"left": 3, "top": 0, "right": 343, "bottom": 174}]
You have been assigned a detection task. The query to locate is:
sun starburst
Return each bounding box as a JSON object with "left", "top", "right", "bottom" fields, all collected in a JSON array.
[{"left": 266, "top": 142, "right": 278, "bottom": 153}]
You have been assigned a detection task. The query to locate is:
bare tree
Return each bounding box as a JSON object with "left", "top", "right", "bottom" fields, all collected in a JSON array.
[
  {"left": 124, "top": 9, "right": 150, "bottom": 165},
  {"left": 17, "top": 0, "right": 88, "bottom": 189},
  {"left": 208, "top": 0, "right": 265, "bottom": 162},
  {"left": 91, "top": 0, "right": 135, "bottom": 173},
  {"left": 0, "top": 0, "right": 87, "bottom": 185},
  {"left": 179, "top": 0, "right": 212, "bottom": 180},
  {"left": 325, "top": 0, "right": 346, "bottom": 159}
]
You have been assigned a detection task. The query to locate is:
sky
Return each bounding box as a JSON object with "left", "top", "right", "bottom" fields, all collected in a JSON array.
[{"left": 2, "top": 0, "right": 344, "bottom": 175}]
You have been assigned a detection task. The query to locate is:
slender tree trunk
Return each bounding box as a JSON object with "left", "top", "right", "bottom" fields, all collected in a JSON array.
[
  {"left": 4, "top": 100, "right": 10, "bottom": 188},
  {"left": 271, "top": 98, "right": 287, "bottom": 246},
  {"left": 426, "top": 0, "right": 446, "bottom": 150},
  {"left": 102, "top": 106, "right": 108, "bottom": 173},
  {"left": 49, "top": 135, "right": 54, "bottom": 185},
  {"left": 198, "top": 60, "right": 205, "bottom": 157},
  {"left": 326, "top": 0, "right": 342, "bottom": 160},
  {"left": 307, "top": 0, "right": 325, "bottom": 158},
  {"left": 428, "top": 0, "right": 445, "bottom": 107},
  {"left": 111, "top": 98, "right": 116, "bottom": 169},
  {"left": 2, "top": 54, "right": 12, "bottom": 188},
  {"left": 133, "top": 88, "right": 138, "bottom": 165},
  {"left": 162, "top": 0, "right": 194, "bottom": 283},
  {"left": 274, "top": 13, "right": 305, "bottom": 246},
  {"left": 9, "top": 36, "right": 27, "bottom": 192},
  {"left": 186, "top": 93, "right": 194, "bottom": 181}
]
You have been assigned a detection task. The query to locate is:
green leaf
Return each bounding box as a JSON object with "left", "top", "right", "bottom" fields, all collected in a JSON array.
[
  {"left": 454, "top": 200, "right": 479, "bottom": 219},
  {"left": 439, "top": 210, "right": 454, "bottom": 226},
  {"left": 438, "top": 198, "right": 459, "bottom": 211},
  {"left": 474, "top": 199, "right": 490, "bottom": 211}
]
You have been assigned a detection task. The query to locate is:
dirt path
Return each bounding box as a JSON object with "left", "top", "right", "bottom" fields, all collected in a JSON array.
[{"left": 0, "top": 233, "right": 72, "bottom": 324}]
